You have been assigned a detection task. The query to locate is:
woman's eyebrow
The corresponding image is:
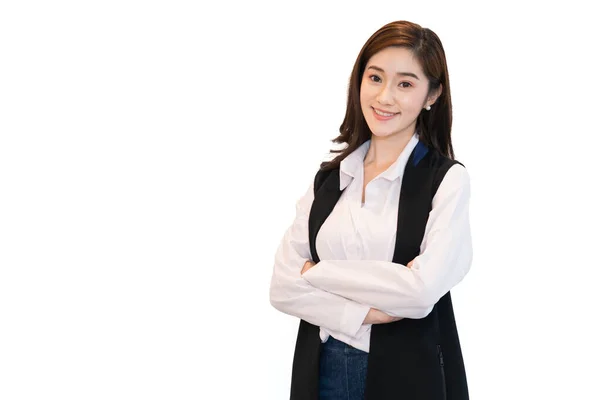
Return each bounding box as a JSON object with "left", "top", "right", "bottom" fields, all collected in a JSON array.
[{"left": 366, "top": 65, "right": 420, "bottom": 80}]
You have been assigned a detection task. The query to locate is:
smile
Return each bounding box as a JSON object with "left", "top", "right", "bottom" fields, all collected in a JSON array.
[{"left": 372, "top": 107, "right": 398, "bottom": 120}]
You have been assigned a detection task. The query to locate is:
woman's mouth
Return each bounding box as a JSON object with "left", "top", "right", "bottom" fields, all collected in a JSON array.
[{"left": 372, "top": 107, "right": 398, "bottom": 121}]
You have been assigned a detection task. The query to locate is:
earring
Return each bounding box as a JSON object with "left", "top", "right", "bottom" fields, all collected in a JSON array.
[{"left": 425, "top": 105, "right": 431, "bottom": 111}]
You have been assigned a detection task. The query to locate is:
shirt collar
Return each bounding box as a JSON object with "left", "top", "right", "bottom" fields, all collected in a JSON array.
[{"left": 339, "top": 133, "right": 420, "bottom": 190}]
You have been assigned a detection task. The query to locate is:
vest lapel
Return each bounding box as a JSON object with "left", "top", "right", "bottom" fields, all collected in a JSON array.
[
  {"left": 308, "top": 169, "right": 342, "bottom": 264},
  {"left": 392, "top": 141, "right": 431, "bottom": 265}
]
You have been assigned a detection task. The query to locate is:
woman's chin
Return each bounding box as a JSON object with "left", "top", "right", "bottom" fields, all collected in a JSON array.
[{"left": 370, "top": 129, "right": 397, "bottom": 139}]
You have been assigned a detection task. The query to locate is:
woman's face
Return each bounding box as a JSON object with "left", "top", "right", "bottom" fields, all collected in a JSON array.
[{"left": 360, "top": 46, "right": 440, "bottom": 139}]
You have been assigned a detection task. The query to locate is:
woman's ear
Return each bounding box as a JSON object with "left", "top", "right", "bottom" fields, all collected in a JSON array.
[{"left": 426, "top": 84, "right": 443, "bottom": 108}]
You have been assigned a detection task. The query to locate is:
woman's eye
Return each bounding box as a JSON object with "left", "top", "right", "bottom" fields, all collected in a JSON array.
[
  {"left": 369, "top": 75, "right": 382, "bottom": 83},
  {"left": 398, "top": 82, "right": 412, "bottom": 88}
]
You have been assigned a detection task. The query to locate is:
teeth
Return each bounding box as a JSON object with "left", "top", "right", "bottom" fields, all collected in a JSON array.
[{"left": 374, "top": 109, "right": 395, "bottom": 117}]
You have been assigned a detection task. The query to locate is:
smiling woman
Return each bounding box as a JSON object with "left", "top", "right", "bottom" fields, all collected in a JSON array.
[
  {"left": 326, "top": 20, "right": 454, "bottom": 174},
  {"left": 269, "top": 20, "right": 472, "bottom": 400}
]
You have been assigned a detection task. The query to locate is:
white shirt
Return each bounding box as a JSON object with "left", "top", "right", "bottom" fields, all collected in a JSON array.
[{"left": 269, "top": 133, "right": 472, "bottom": 353}]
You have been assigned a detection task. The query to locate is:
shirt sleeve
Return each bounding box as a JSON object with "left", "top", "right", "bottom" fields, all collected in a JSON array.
[
  {"left": 301, "top": 164, "right": 473, "bottom": 319},
  {"left": 269, "top": 177, "right": 371, "bottom": 337}
]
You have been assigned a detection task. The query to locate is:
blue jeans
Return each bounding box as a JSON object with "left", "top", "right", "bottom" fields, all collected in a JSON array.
[{"left": 319, "top": 336, "right": 368, "bottom": 400}]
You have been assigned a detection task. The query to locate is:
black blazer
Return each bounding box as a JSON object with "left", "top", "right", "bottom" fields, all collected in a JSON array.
[{"left": 289, "top": 141, "right": 469, "bottom": 400}]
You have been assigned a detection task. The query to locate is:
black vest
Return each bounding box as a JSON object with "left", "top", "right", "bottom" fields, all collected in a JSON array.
[{"left": 289, "top": 141, "right": 469, "bottom": 400}]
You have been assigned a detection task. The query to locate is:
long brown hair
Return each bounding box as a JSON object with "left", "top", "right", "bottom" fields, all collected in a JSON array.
[{"left": 321, "top": 20, "right": 454, "bottom": 170}]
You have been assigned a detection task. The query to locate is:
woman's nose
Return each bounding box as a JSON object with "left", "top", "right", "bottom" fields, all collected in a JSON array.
[{"left": 376, "top": 85, "right": 394, "bottom": 105}]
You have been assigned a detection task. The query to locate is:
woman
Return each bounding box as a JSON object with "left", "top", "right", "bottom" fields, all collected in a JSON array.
[{"left": 270, "top": 20, "right": 472, "bottom": 400}]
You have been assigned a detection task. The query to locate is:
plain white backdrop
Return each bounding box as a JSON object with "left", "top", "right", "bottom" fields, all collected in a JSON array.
[{"left": 1, "top": 1, "right": 599, "bottom": 399}]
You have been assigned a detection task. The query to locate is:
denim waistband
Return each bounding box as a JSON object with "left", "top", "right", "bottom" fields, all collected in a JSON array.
[{"left": 322, "top": 336, "right": 368, "bottom": 356}]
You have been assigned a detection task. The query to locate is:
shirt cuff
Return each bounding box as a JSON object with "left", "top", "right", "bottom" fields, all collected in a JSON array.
[{"left": 339, "top": 301, "right": 371, "bottom": 338}]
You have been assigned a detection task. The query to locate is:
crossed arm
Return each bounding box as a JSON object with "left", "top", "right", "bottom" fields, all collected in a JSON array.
[
  {"left": 300, "top": 259, "right": 415, "bottom": 324},
  {"left": 269, "top": 164, "right": 472, "bottom": 335}
]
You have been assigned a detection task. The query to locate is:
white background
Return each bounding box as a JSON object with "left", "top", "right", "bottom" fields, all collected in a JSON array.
[{"left": 1, "top": 1, "right": 599, "bottom": 399}]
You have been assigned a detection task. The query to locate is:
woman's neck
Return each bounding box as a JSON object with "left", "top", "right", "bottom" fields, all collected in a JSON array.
[{"left": 363, "top": 131, "right": 414, "bottom": 169}]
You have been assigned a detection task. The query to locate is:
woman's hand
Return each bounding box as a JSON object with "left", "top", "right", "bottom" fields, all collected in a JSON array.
[
  {"left": 363, "top": 308, "right": 402, "bottom": 324},
  {"left": 301, "top": 260, "right": 316, "bottom": 275}
]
